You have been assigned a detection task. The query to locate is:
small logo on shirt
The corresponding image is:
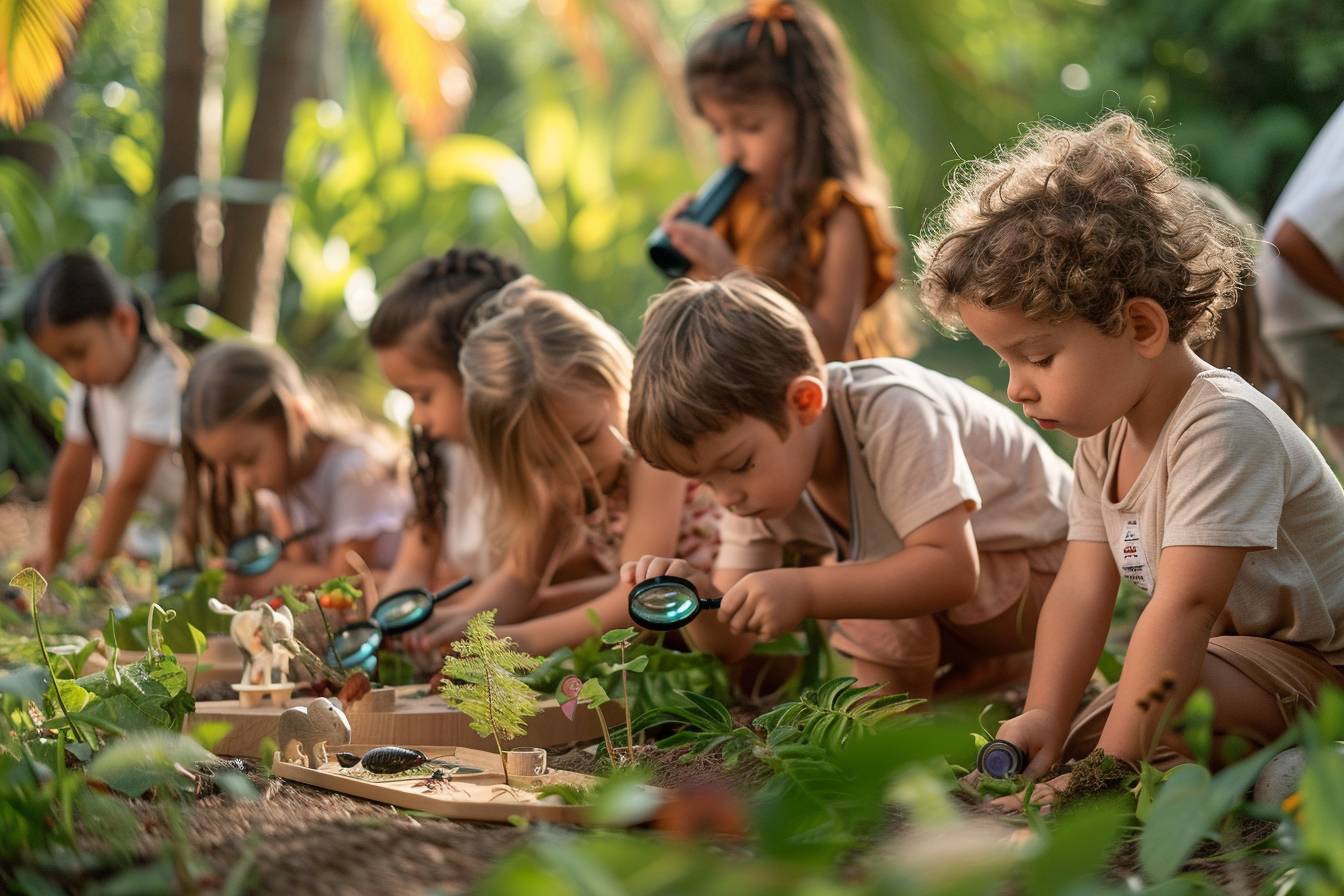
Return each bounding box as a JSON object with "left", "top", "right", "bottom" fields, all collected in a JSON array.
[{"left": 1118, "top": 516, "right": 1153, "bottom": 593}]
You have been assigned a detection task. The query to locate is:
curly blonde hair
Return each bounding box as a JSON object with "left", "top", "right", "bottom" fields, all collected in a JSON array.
[{"left": 916, "top": 112, "right": 1248, "bottom": 344}]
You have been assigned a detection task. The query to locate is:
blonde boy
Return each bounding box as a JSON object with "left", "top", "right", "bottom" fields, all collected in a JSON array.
[
  {"left": 917, "top": 112, "right": 1344, "bottom": 803},
  {"left": 623, "top": 273, "right": 1072, "bottom": 699}
]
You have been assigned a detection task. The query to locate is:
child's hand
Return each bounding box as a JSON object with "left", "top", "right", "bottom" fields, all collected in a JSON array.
[
  {"left": 719, "top": 569, "right": 813, "bottom": 641},
  {"left": 994, "top": 708, "right": 1067, "bottom": 781},
  {"left": 660, "top": 194, "right": 737, "bottom": 279},
  {"left": 70, "top": 553, "right": 105, "bottom": 586},
  {"left": 620, "top": 555, "right": 717, "bottom": 600}
]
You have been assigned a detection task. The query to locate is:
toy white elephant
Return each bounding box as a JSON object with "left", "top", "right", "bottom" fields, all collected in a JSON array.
[
  {"left": 276, "top": 697, "right": 352, "bottom": 769},
  {"left": 209, "top": 598, "right": 298, "bottom": 686}
]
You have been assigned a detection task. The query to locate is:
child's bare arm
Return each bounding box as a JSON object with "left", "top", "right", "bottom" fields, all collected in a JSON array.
[
  {"left": 79, "top": 437, "right": 167, "bottom": 577},
  {"left": 805, "top": 203, "right": 870, "bottom": 361},
  {"left": 28, "top": 440, "right": 95, "bottom": 574},
  {"left": 1094, "top": 544, "right": 1248, "bottom": 763},
  {"left": 787, "top": 504, "right": 979, "bottom": 622},
  {"left": 1270, "top": 218, "right": 1344, "bottom": 307},
  {"left": 380, "top": 520, "right": 444, "bottom": 596},
  {"left": 998, "top": 540, "right": 1119, "bottom": 777}
]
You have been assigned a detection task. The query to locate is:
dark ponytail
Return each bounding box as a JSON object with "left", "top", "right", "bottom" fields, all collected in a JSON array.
[
  {"left": 370, "top": 246, "right": 523, "bottom": 535},
  {"left": 24, "top": 251, "right": 187, "bottom": 454}
]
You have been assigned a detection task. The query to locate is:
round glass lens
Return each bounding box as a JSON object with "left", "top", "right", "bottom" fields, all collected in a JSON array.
[
  {"left": 230, "top": 533, "right": 273, "bottom": 566},
  {"left": 159, "top": 567, "right": 200, "bottom": 594},
  {"left": 330, "top": 626, "right": 378, "bottom": 664},
  {"left": 632, "top": 584, "right": 697, "bottom": 624}
]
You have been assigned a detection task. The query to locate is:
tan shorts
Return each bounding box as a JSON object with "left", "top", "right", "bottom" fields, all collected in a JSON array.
[
  {"left": 827, "top": 540, "right": 1066, "bottom": 671},
  {"left": 1062, "top": 635, "right": 1344, "bottom": 765}
]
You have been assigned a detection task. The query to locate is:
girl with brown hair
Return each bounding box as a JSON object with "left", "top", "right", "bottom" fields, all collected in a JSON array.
[{"left": 658, "top": 0, "right": 910, "bottom": 361}]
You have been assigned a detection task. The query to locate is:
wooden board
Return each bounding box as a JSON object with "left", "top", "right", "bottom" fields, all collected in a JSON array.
[
  {"left": 275, "top": 743, "right": 656, "bottom": 825},
  {"left": 188, "top": 684, "right": 620, "bottom": 758}
]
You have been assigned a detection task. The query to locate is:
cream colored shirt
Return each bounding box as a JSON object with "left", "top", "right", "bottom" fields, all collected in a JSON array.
[
  {"left": 1069, "top": 369, "right": 1344, "bottom": 662},
  {"left": 717, "top": 360, "right": 1073, "bottom": 573}
]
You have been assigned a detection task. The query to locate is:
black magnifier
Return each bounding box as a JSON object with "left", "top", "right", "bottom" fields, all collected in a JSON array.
[
  {"left": 645, "top": 163, "right": 748, "bottom": 277},
  {"left": 156, "top": 526, "right": 321, "bottom": 595},
  {"left": 628, "top": 575, "right": 720, "bottom": 631},
  {"left": 324, "top": 575, "right": 474, "bottom": 672}
]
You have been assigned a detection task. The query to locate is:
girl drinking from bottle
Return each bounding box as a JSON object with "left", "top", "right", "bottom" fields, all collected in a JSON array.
[{"left": 659, "top": 0, "right": 908, "bottom": 360}]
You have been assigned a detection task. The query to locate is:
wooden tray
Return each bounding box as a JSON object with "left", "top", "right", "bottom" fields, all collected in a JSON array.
[
  {"left": 274, "top": 743, "right": 655, "bottom": 825},
  {"left": 188, "top": 684, "right": 620, "bottom": 757}
]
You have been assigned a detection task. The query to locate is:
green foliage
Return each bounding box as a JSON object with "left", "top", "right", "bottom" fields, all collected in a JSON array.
[
  {"left": 522, "top": 628, "right": 729, "bottom": 713},
  {"left": 439, "top": 610, "right": 542, "bottom": 776},
  {"left": 633, "top": 676, "right": 923, "bottom": 768},
  {"left": 106, "top": 568, "right": 230, "bottom": 652},
  {"left": 85, "top": 731, "right": 216, "bottom": 798}
]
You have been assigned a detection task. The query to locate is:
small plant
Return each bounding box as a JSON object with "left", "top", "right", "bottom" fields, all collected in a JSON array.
[
  {"left": 599, "top": 627, "right": 648, "bottom": 764},
  {"left": 12, "top": 568, "right": 87, "bottom": 747},
  {"left": 439, "top": 610, "right": 542, "bottom": 784}
]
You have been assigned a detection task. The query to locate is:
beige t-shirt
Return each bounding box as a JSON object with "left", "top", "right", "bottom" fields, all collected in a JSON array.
[
  {"left": 1069, "top": 369, "right": 1344, "bottom": 662},
  {"left": 717, "top": 359, "right": 1073, "bottom": 578},
  {"left": 437, "top": 442, "right": 493, "bottom": 581}
]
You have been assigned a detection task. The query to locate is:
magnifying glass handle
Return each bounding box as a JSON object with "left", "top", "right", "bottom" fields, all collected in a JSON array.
[
  {"left": 701, "top": 597, "right": 722, "bottom": 610},
  {"left": 279, "top": 525, "right": 322, "bottom": 548},
  {"left": 430, "top": 575, "right": 475, "bottom": 605}
]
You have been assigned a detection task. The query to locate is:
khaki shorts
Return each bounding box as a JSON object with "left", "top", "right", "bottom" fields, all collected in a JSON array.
[
  {"left": 828, "top": 540, "right": 1065, "bottom": 671},
  {"left": 1062, "top": 635, "right": 1344, "bottom": 766}
]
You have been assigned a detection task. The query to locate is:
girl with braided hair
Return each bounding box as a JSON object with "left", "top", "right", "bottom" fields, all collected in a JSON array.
[{"left": 369, "top": 247, "right": 525, "bottom": 595}]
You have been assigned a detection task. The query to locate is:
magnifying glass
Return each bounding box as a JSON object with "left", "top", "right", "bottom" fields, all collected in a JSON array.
[
  {"left": 324, "top": 575, "right": 474, "bottom": 671},
  {"left": 645, "top": 163, "right": 748, "bottom": 278},
  {"left": 228, "top": 525, "right": 321, "bottom": 576},
  {"left": 976, "top": 739, "right": 1026, "bottom": 779},
  {"left": 628, "top": 575, "right": 720, "bottom": 631},
  {"left": 156, "top": 526, "right": 321, "bottom": 595}
]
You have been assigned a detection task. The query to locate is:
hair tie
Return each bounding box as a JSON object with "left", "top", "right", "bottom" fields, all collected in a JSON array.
[{"left": 745, "top": 0, "right": 794, "bottom": 57}]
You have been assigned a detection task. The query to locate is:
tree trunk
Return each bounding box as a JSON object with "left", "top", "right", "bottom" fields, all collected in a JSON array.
[
  {"left": 216, "top": 0, "right": 321, "bottom": 332},
  {"left": 156, "top": 0, "right": 206, "bottom": 289}
]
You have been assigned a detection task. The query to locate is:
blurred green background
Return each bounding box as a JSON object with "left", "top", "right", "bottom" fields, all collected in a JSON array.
[{"left": 2, "top": 0, "right": 1342, "bottom": 482}]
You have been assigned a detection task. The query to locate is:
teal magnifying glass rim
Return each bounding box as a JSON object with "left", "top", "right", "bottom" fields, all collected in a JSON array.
[
  {"left": 628, "top": 575, "right": 721, "bottom": 631},
  {"left": 324, "top": 575, "right": 474, "bottom": 671}
]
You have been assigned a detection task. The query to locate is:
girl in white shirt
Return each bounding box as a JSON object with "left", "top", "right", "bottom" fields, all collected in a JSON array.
[
  {"left": 24, "top": 251, "right": 186, "bottom": 581},
  {"left": 180, "top": 341, "right": 408, "bottom": 597}
]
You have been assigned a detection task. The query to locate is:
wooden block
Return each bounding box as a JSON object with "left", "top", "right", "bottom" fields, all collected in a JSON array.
[
  {"left": 188, "top": 685, "right": 620, "bottom": 758},
  {"left": 273, "top": 743, "right": 662, "bottom": 826}
]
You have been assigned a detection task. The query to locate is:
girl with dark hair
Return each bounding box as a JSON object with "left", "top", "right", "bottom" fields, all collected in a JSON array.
[
  {"left": 23, "top": 250, "right": 186, "bottom": 580},
  {"left": 368, "top": 246, "right": 523, "bottom": 593}
]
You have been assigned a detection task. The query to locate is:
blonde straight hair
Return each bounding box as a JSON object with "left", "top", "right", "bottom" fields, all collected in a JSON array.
[{"left": 459, "top": 279, "right": 633, "bottom": 570}]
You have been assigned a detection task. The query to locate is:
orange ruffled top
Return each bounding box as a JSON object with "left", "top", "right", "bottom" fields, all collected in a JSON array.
[{"left": 712, "top": 178, "right": 905, "bottom": 358}]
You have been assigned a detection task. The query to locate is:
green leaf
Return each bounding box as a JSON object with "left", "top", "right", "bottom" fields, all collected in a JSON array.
[
  {"left": 0, "top": 664, "right": 49, "bottom": 702},
  {"left": 615, "top": 655, "right": 649, "bottom": 674},
  {"left": 190, "top": 721, "right": 234, "bottom": 751},
  {"left": 578, "top": 678, "right": 610, "bottom": 708},
  {"left": 10, "top": 567, "right": 48, "bottom": 602},
  {"left": 601, "top": 627, "right": 638, "bottom": 646},
  {"left": 87, "top": 731, "right": 217, "bottom": 797},
  {"left": 1096, "top": 649, "right": 1124, "bottom": 684},
  {"left": 186, "top": 623, "right": 208, "bottom": 658},
  {"left": 1021, "top": 796, "right": 1127, "bottom": 895},
  {"left": 52, "top": 678, "right": 93, "bottom": 714}
]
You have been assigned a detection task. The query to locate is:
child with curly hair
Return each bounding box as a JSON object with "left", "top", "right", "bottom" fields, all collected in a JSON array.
[{"left": 918, "top": 112, "right": 1344, "bottom": 807}]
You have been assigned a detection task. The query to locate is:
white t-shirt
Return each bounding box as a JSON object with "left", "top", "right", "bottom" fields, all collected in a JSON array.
[
  {"left": 1257, "top": 101, "right": 1344, "bottom": 339},
  {"left": 437, "top": 442, "right": 492, "bottom": 581},
  {"left": 1069, "top": 369, "right": 1344, "bottom": 662},
  {"left": 271, "top": 438, "right": 410, "bottom": 569},
  {"left": 63, "top": 343, "right": 184, "bottom": 517}
]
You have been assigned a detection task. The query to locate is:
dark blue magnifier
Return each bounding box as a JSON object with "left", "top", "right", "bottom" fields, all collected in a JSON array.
[
  {"left": 977, "top": 739, "right": 1026, "bottom": 779},
  {"left": 628, "top": 575, "right": 720, "bottom": 631},
  {"left": 324, "top": 575, "right": 474, "bottom": 672},
  {"left": 156, "top": 526, "right": 321, "bottom": 595}
]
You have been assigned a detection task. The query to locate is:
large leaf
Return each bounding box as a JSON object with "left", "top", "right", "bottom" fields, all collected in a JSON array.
[
  {"left": 0, "top": 0, "right": 90, "bottom": 130},
  {"left": 86, "top": 730, "right": 216, "bottom": 797},
  {"left": 355, "top": 0, "right": 471, "bottom": 147}
]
